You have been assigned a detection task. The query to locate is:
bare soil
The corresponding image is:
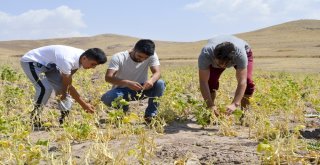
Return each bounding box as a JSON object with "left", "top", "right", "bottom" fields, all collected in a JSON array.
[{"left": 29, "top": 99, "right": 319, "bottom": 164}]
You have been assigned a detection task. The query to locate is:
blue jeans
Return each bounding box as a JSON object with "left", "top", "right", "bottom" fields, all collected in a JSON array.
[{"left": 101, "top": 80, "right": 165, "bottom": 117}]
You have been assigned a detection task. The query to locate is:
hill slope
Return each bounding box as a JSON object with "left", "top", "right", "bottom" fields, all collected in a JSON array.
[
  {"left": 0, "top": 19, "right": 319, "bottom": 60},
  {"left": 237, "top": 19, "right": 320, "bottom": 57}
]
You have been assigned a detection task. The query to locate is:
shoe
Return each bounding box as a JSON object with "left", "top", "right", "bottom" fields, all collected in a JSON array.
[
  {"left": 59, "top": 111, "right": 69, "bottom": 125},
  {"left": 32, "top": 121, "right": 44, "bottom": 128},
  {"left": 144, "top": 115, "right": 156, "bottom": 124},
  {"left": 30, "top": 113, "right": 43, "bottom": 127}
]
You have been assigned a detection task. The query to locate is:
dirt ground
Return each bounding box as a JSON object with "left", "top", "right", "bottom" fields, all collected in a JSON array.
[
  {"left": 30, "top": 120, "right": 261, "bottom": 164},
  {"left": 153, "top": 121, "right": 260, "bottom": 164},
  {"left": 28, "top": 100, "right": 319, "bottom": 164},
  {"left": 30, "top": 117, "right": 319, "bottom": 164}
]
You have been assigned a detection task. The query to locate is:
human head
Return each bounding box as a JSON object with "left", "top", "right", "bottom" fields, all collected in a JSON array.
[
  {"left": 80, "top": 48, "right": 107, "bottom": 69},
  {"left": 134, "top": 39, "right": 155, "bottom": 56},
  {"left": 213, "top": 42, "right": 235, "bottom": 68},
  {"left": 130, "top": 39, "right": 155, "bottom": 62}
]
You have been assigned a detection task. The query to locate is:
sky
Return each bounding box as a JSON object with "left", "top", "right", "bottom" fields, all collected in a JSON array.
[{"left": 0, "top": 0, "right": 320, "bottom": 42}]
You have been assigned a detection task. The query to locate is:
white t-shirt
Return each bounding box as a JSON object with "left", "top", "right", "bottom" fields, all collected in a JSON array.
[
  {"left": 108, "top": 50, "right": 160, "bottom": 88},
  {"left": 21, "top": 45, "right": 84, "bottom": 75}
]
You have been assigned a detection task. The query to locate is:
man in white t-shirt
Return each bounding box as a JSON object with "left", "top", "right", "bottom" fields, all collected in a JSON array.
[
  {"left": 20, "top": 45, "right": 107, "bottom": 126},
  {"left": 101, "top": 39, "right": 165, "bottom": 123}
]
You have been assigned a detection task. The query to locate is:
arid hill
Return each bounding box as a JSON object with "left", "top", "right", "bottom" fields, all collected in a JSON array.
[
  {"left": 237, "top": 19, "right": 320, "bottom": 58},
  {"left": 0, "top": 19, "right": 319, "bottom": 60}
]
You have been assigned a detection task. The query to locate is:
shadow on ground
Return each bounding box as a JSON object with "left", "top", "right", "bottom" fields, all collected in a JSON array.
[{"left": 300, "top": 129, "right": 320, "bottom": 139}]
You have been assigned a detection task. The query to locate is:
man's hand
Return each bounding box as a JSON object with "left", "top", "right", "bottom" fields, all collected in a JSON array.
[
  {"left": 210, "top": 106, "right": 219, "bottom": 117},
  {"left": 60, "top": 93, "right": 67, "bottom": 100},
  {"left": 81, "top": 103, "right": 95, "bottom": 113},
  {"left": 143, "top": 80, "right": 154, "bottom": 90},
  {"left": 226, "top": 103, "right": 238, "bottom": 115},
  {"left": 127, "top": 81, "right": 143, "bottom": 91}
]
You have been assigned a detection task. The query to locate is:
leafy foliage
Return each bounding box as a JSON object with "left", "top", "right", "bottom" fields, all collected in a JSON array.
[
  {"left": 0, "top": 65, "right": 319, "bottom": 164},
  {"left": 1, "top": 66, "right": 21, "bottom": 82}
]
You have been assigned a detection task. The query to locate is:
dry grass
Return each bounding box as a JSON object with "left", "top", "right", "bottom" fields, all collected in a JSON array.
[
  {"left": 1, "top": 19, "right": 319, "bottom": 61},
  {"left": 254, "top": 58, "right": 320, "bottom": 73},
  {"left": 160, "top": 58, "right": 320, "bottom": 73},
  {"left": 237, "top": 19, "right": 320, "bottom": 58},
  {"left": 2, "top": 56, "right": 320, "bottom": 73},
  {"left": 1, "top": 19, "right": 320, "bottom": 164},
  {"left": 0, "top": 19, "right": 319, "bottom": 73}
]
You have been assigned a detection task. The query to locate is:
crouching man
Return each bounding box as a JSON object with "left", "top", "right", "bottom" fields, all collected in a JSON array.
[
  {"left": 101, "top": 39, "right": 165, "bottom": 123},
  {"left": 20, "top": 45, "right": 107, "bottom": 126}
]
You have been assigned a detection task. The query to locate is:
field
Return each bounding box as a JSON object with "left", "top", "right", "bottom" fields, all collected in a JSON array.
[
  {"left": 0, "top": 20, "right": 320, "bottom": 164},
  {"left": 0, "top": 59, "right": 319, "bottom": 164}
]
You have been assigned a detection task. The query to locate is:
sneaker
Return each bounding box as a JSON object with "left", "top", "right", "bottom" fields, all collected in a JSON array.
[
  {"left": 32, "top": 121, "right": 44, "bottom": 128},
  {"left": 144, "top": 116, "right": 156, "bottom": 124},
  {"left": 30, "top": 113, "right": 43, "bottom": 127},
  {"left": 59, "top": 111, "right": 69, "bottom": 125}
]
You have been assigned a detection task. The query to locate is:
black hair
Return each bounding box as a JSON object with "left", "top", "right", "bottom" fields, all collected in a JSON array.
[
  {"left": 134, "top": 39, "right": 155, "bottom": 56},
  {"left": 82, "top": 48, "right": 107, "bottom": 64},
  {"left": 213, "top": 42, "right": 235, "bottom": 62}
]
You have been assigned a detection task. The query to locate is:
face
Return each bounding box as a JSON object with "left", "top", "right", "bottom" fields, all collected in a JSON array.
[
  {"left": 81, "top": 56, "right": 99, "bottom": 69},
  {"left": 214, "top": 58, "right": 229, "bottom": 68},
  {"left": 130, "top": 51, "right": 149, "bottom": 62}
]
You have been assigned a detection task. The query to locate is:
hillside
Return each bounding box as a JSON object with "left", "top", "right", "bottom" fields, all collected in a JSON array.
[
  {"left": 0, "top": 19, "right": 319, "bottom": 61},
  {"left": 237, "top": 19, "right": 320, "bottom": 58},
  {"left": 0, "top": 20, "right": 319, "bottom": 164},
  {"left": 0, "top": 34, "right": 205, "bottom": 60}
]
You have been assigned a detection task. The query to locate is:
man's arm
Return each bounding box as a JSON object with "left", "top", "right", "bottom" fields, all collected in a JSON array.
[
  {"left": 61, "top": 73, "right": 72, "bottom": 100},
  {"left": 199, "top": 69, "right": 214, "bottom": 108},
  {"left": 60, "top": 70, "right": 78, "bottom": 97},
  {"left": 143, "top": 65, "right": 161, "bottom": 90},
  {"left": 61, "top": 71, "right": 94, "bottom": 113},
  {"left": 105, "top": 69, "right": 143, "bottom": 91},
  {"left": 226, "top": 68, "right": 247, "bottom": 114}
]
